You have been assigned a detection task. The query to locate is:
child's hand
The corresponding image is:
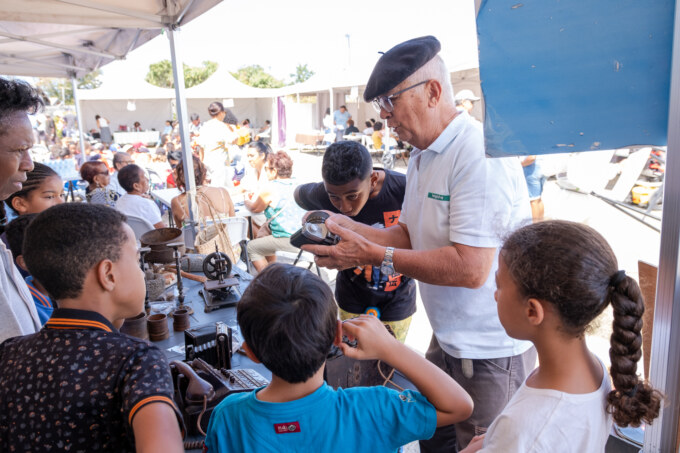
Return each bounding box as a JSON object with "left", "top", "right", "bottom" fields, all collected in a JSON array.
[
  {"left": 459, "top": 434, "right": 485, "bottom": 453},
  {"left": 339, "top": 315, "right": 399, "bottom": 361}
]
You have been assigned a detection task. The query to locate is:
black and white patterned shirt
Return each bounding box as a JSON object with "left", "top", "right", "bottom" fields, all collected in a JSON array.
[{"left": 0, "top": 308, "right": 182, "bottom": 452}]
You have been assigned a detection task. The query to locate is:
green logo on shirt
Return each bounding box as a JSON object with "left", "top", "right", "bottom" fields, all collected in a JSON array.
[{"left": 427, "top": 192, "right": 450, "bottom": 201}]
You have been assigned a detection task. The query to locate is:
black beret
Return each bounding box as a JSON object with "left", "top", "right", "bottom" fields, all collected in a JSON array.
[{"left": 363, "top": 36, "right": 441, "bottom": 102}]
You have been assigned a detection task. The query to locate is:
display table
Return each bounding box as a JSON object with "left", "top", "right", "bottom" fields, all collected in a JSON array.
[{"left": 113, "top": 130, "right": 160, "bottom": 145}]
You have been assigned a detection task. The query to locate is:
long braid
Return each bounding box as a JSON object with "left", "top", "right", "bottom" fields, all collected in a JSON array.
[{"left": 606, "top": 275, "right": 662, "bottom": 426}]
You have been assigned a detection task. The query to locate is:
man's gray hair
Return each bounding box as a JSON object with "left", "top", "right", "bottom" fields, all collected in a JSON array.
[{"left": 408, "top": 55, "right": 454, "bottom": 103}]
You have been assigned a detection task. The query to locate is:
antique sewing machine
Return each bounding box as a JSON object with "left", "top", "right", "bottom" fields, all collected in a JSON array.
[{"left": 200, "top": 244, "right": 241, "bottom": 312}]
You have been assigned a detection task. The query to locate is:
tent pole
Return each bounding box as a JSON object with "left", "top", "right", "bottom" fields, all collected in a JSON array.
[
  {"left": 644, "top": 0, "right": 680, "bottom": 450},
  {"left": 166, "top": 24, "right": 197, "bottom": 247},
  {"left": 70, "top": 74, "right": 86, "bottom": 159},
  {"left": 329, "top": 88, "right": 334, "bottom": 118}
]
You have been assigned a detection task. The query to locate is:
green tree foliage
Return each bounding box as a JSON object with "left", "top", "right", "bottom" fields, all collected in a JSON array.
[
  {"left": 230, "top": 65, "right": 285, "bottom": 89},
  {"left": 145, "top": 60, "right": 218, "bottom": 89},
  {"left": 36, "top": 69, "right": 102, "bottom": 105},
  {"left": 289, "top": 64, "right": 315, "bottom": 84}
]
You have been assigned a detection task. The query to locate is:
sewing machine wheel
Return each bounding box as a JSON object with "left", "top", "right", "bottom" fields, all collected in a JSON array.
[{"left": 202, "top": 252, "right": 232, "bottom": 280}]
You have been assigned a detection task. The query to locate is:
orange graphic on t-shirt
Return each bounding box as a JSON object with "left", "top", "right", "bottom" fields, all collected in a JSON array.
[
  {"left": 384, "top": 274, "right": 402, "bottom": 292},
  {"left": 383, "top": 210, "right": 401, "bottom": 227}
]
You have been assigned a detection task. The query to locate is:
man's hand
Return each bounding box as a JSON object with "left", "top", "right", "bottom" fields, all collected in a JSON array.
[
  {"left": 301, "top": 219, "right": 382, "bottom": 270},
  {"left": 338, "top": 315, "right": 399, "bottom": 361}
]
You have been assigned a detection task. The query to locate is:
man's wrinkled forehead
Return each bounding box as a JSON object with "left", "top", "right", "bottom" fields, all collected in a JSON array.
[{"left": 363, "top": 35, "right": 441, "bottom": 102}]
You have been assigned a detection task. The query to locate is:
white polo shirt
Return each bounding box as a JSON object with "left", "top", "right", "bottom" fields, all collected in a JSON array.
[
  {"left": 115, "top": 193, "right": 162, "bottom": 226},
  {"left": 401, "top": 111, "right": 532, "bottom": 359}
]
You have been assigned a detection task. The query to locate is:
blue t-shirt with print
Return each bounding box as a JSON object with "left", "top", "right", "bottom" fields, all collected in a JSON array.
[{"left": 205, "top": 382, "right": 436, "bottom": 453}]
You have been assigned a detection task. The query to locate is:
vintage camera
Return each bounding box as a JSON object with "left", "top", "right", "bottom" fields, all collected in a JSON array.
[{"left": 290, "top": 211, "right": 340, "bottom": 248}]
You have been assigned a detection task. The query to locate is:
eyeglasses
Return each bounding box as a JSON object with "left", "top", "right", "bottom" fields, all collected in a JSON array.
[
  {"left": 264, "top": 166, "right": 274, "bottom": 171},
  {"left": 371, "top": 80, "right": 429, "bottom": 113}
]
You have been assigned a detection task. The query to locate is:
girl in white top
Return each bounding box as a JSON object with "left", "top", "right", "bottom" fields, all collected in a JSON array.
[{"left": 462, "top": 220, "right": 662, "bottom": 453}]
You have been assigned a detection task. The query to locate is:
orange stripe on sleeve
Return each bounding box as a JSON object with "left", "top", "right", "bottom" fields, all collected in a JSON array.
[
  {"left": 128, "top": 395, "right": 178, "bottom": 425},
  {"left": 28, "top": 287, "right": 51, "bottom": 308},
  {"left": 46, "top": 318, "right": 112, "bottom": 332}
]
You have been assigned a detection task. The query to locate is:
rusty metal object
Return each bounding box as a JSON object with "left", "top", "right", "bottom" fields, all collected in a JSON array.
[
  {"left": 147, "top": 313, "right": 170, "bottom": 341},
  {"left": 120, "top": 312, "right": 149, "bottom": 340},
  {"left": 173, "top": 308, "right": 191, "bottom": 332},
  {"left": 145, "top": 274, "right": 166, "bottom": 301},
  {"left": 141, "top": 228, "right": 185, "bottom": 264}
]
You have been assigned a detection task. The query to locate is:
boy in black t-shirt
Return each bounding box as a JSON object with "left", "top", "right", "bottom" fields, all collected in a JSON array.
[
  {"left": 0, "top": 204, "right": 184, "bottom": 453},
  {"left": 294, "top": 140, "right": 416, "bottom": 341}
]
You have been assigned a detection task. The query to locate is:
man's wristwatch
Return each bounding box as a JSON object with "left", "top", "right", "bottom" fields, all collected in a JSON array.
[{"left": 380, "top": 247, "right": 396, "bottom": 276}]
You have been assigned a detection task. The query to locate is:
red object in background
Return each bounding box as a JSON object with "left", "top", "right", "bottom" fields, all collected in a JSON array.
[{"left": 166, "top": 173, "right": 176, "bottom": 188}]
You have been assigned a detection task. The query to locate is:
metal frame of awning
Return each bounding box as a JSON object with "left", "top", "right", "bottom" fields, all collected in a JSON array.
[{"left": 0, "top": 0, "right": 219, "bottom": 246}]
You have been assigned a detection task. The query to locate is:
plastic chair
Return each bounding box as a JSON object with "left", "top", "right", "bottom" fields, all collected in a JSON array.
[
  {"left": 126, "top": 215, "right": 155, "bottom": 241},
  {"left": 205, "top": 217, "right": 251, "bottom": 271},
  {"left": 361, "top": 135, "right": 380, "bottom": 163}
]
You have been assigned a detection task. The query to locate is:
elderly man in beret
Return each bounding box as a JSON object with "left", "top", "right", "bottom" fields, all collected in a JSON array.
[{"left": 303, "top": 36, "right": 535, "bottom": 451}]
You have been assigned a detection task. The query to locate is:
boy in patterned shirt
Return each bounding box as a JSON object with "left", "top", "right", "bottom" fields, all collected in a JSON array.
[{"left": 0, "top": 203, "right": 184, "bottom": 452}]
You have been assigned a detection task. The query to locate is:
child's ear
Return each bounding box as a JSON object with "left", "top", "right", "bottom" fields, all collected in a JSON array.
[
  {"left": 15, "top": 255, "right": 28, "bottom": 272},
  {"left": 369, "top": 171, "right": 379, "bottom": 189},
  {"left": 10, "top": 196, "right": 29, "bottom": 215},
  {"left": 241, "top": 342, "right": 261, "bottom": 363},
  {"left": 95, "top": 259, "right": 116, "bottom": 291},
  {"left": 333, "top": 319, "right": 343, "bottom": 347},
  {"left": 526, "top": 298, "right": 545, "bottom": 326}
]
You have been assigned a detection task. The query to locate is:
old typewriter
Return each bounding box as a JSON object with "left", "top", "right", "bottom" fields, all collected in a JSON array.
[{"left": 171, "top": 322, "right": 269, "bottom": 437}]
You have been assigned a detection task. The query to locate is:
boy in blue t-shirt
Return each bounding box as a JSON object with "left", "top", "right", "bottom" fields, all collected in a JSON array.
[{"left": 205, "top": 263, "right": 473, "bottom": 453}]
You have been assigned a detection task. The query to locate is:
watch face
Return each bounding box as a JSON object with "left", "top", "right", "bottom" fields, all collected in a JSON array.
[{"left": 380, "top": 264, "right": 394, "bottom": 275}]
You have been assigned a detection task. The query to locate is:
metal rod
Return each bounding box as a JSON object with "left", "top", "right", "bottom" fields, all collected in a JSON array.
[
  {"left": 0, "top": 52, "right": 87, "bottom": 72},
  {"left": 643, "top": 0, "right": 680, "bottom": 449},
  {"left": 0, "top": 30, "right": 121, "bottom": 59},
  {"left": 54, "top": 0, "right": 162, "bottom": 25},
  {"left": 590, "top": 193, "right": 660, "bottom": 232},
  {"left": 70, "top": 72, "right": 86, "bottom": 159},
  {"left": 167, "top": 25, "right": 197, "bottom": 247}
]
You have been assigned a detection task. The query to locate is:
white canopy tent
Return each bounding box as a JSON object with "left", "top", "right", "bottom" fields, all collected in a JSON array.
[
  {"left": 0, "top": 0, "right": 224, "bottom": 242},
  {"left": 184, "top": 66, "right": 280, "bottom": 128},
  {"left": 77, "top": 72, "right": 175, "bottom": 133}
]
